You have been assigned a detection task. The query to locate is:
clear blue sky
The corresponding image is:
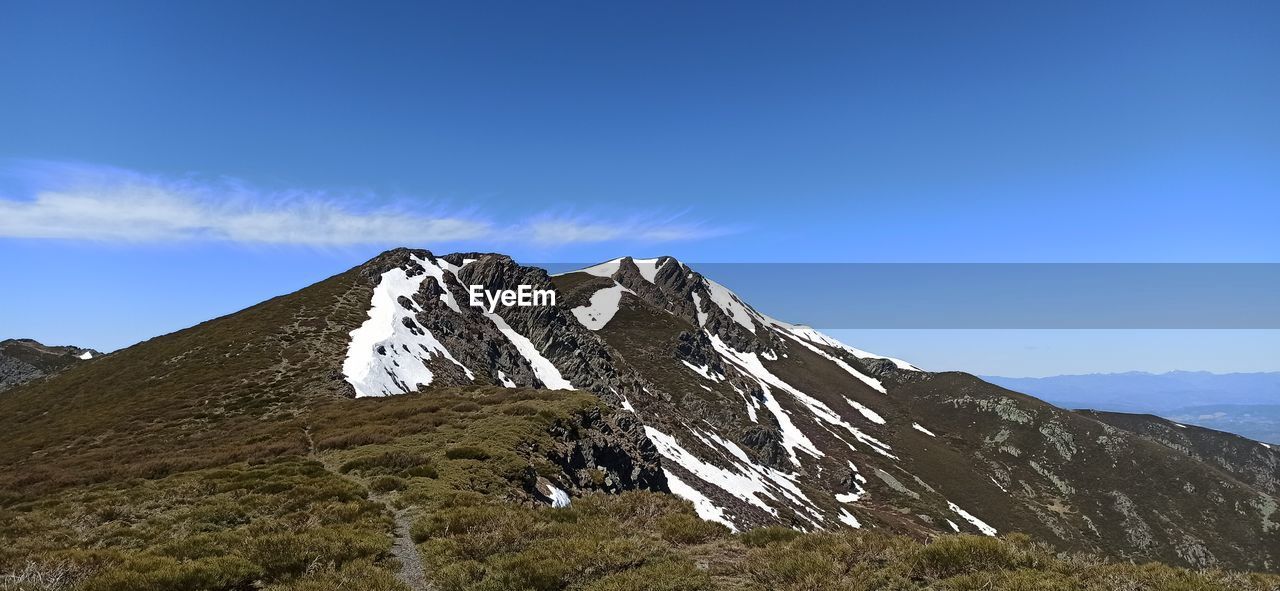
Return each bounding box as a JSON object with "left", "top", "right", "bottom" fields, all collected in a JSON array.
[{"left": 1, "top": 1, "right": 1277, "bottom": 374}]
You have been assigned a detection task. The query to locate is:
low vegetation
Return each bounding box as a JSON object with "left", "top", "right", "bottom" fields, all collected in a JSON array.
[
  {"left": 0, "top": 458, "right": 396, "bottom": 591},
  {"left": 3, "top": 384, "right": 1279, "bottom": 591}
]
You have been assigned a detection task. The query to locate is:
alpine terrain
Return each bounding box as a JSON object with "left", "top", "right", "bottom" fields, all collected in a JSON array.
[
  {"left": 0, "top": 339, "right": 99, "bottom": 393},
  {"left": 2, "top": 248, "right": 1277, "bottom": 591}
]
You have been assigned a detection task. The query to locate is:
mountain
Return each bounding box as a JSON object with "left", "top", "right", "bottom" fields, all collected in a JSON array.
[
  {"left": 984, "top": 371, "right": 1280, "bottom": 443},
  {"left": 0, "top": 338, "right": 100, "bottom": 393},
  {"left": 983, "top": 371, "right": 1280, "bottom": 412},
  {"left": 335, "top": 250, "right": 1280, "bottom": 568},
  {"left": 2, "top": 248, "right": 1278, "bottom": 589},
  {"left": 1079, "top": 411, "right": 1278, "bottom": 497},
  {"left": 1163, "top": 404, "right": 1280, "bottom": 446}
]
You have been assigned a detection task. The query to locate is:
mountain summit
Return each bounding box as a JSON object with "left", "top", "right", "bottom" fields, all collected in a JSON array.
[
  {"left": 330, "top": 249, "right": 1279, "bottom": 569},
  {"left": 2, "top": 248, "right": 1277, "bottom": 583}
]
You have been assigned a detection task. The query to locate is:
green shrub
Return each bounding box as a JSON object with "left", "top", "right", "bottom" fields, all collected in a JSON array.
[
  {"left": 404, "top": 464, "right": 439, "bottom": 479},
  {"left": 657, "top": 513, "right": 730, "bottom": 545},
  {"left": 579, "top": 559, "right": 714, "bottom": 591},
  {"left": 411, "top": 504, "right": 545, "bottom": 556},
  {"left": 369, "top": 476, "right": 407, "bottom": 493},
  {"left": 82, "top": 554, "right": 259, "bottom": 591},
  {"left": 912, "top": 535, "right": 1035, "bottom": 580},
  {"left": 583, "top": 557, "right": 716, "bottom": 591},
  {"left": 444, "top": 446, "right": 491, "bottom": 461},
  {"left": 501, "top": 404, "right": 540, "bottom": 416},
  {"left": 739, "top": 526, "right": 803, "bottom": 547},
  {"left": 314, "top": 430, "right": 394, "bottom": 451},
  {"left": 570, "top": 491, "right": 691, "bottom": 530},
  {"left": 262, "top": 559, "right": 409, "bottom": 591},
  {"left": 338, "top": 451, "right": 432, "bottom": 475},
  {"left": 478, "top": 536, "right": 655, "bottom": 591},
  {"left": 249, "top": 527, "right": 389, "bottom": 580}
]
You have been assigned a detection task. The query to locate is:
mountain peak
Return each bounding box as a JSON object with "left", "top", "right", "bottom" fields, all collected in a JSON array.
[
  {"left": 0, "top": 338, "right": 100, "bottom": 393},
  {"left": 4, "top": 251, "right": 1279, "bottom": 574}
]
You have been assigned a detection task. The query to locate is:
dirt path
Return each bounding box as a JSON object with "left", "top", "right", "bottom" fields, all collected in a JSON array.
[{"left": 305, "top": 427, "right": 431, "bottom": 591}]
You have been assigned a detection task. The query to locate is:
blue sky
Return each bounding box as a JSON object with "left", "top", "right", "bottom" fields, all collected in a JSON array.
[{"left": 2, "top": 1, "right": 1277, "bottom": 373}]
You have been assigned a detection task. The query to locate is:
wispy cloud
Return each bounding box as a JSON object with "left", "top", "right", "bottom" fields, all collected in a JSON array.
[
  {"left": 527, "top": 216, "right": 730, "bottom": 245},
  {"left": 0, "top": 161, "right": 731, "bottom": 247}
]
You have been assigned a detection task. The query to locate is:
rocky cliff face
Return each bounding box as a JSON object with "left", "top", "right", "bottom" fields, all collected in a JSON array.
[
  {"left": 334, "top": 249, "right": 1280, "bottom": 572},
  {"left": 543, "top": 405, "right": 668, "bottom": 496}
]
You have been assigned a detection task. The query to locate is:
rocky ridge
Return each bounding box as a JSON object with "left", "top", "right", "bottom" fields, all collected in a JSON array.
[
  {"left": 336, "top": 249, "right": 1280, "bottom": 572},
  {"left": 0, "top": 338, "right": 99, "bottom": 393}
]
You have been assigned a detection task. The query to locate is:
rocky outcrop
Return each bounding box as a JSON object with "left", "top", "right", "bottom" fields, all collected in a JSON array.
[
  {"left": 543, "top": 405, "right": 668, "bottom": 496},
  {"left": 0, "top": 339, "right": 99, "bottom": 393}
]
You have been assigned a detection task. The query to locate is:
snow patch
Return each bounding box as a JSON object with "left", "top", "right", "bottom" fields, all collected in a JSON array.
[
  {"left": 691, "top": 292, "right": 709, "bottom": 327},
  {"left": 645, "top": 425, "right": 828, "bottom": 528},
  {"left": 645, "top": 426, "right": 782, "bottom": 515},
  {"left": 77, "top": 351, "right": 93, "bottom": 360},
  {"left": 572, "top": 257, "right": 623, "bottom": 278},
  {"left": 766, "top": 319, "right": 921, "bottom": 372},
  {"left": 912, "top": 422, "right": 937, "bottom": 437},
  {"left": 484, "top": 312, "right": 573, "bottom": 390},
  {"left": 847, "top": 399, "right": 887, "bottom": 424},
  {"left": 343, "top": 261, "right": 474, "bottom": 397},
  {"left": 417, "top": 256, "right": 466, "bottom": 313},
  {"left": 664, "top": 470, "right": 736, "bottom": 531},
  {"left": 681, "top": 360, "right": 725, "bottom": 383},
  {"left": 747, "top": 381, "right": 821, "bottom": 465},
  {"left": 571, "top": 283, "right": 632, "bottom": 330},
  {"left": 704, "top": 279, "right": 758, "bottom": 333},
  {"left": 709, "top": 333, "right": 896, "bottom": 460},
  {"left": 730, "top": 382, "right": 759, "bottom": 423},
  {"left": 776, "top": 329, "right": 887, "bottom": 393},
  {"left": 547, "top": 484, "right": 571, "bottom": 508},
  {"left": 837, "top": 508, "right": 862, "bottom": 528},
  {"left": 497, "top": 370, "right": 517, "bottom": 388},
  {"left": 632, "top": 257, "right": 667, "bottom": 283},
  {"left": 836, "top": 463, "right": 868, "bottom": 503},
  {"left": 948, "top": 502, "right": 997, "bottom": 536}
]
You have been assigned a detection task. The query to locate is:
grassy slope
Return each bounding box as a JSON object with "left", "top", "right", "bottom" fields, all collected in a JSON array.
[
  {"left": 7, "top": 385, "right": 1278, "bottom": 591},
  {"left": 1, "top": 260, "right": 1278, "bottom": 590},
  {"left": 0, "top": 266, "right": 372, "bottom": 497}
]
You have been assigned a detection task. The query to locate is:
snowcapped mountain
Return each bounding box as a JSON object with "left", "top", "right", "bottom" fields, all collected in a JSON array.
[
  {"left": 333, "top": 249, "right": 1280, "bottom": 569},
  {"left": 2, "top": 248, "right": 1275, "bottom": 575}
]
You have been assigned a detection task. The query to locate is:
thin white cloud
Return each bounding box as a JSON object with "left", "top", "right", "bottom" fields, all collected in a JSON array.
[
  {"left": 0, "top": 185, "right": 490, "bottom": 245},
  {"left": 0, "top": 161, "right": 732, "bottom": 247},
  {"left": 528, "top": 218, "right": 728, "bottom": 244}
]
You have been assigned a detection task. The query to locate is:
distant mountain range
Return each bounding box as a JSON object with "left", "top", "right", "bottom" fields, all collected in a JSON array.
[{"left": 983, "top": 371, "right": 1280, "bottom": 444}]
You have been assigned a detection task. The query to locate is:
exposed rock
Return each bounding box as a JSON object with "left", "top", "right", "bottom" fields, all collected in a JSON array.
[
  {"left": 544, "top": 405, "right": 667, "bottom": 495},
  {"left": 0, "top": 338, "right": 101, "bottom": 393}
]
